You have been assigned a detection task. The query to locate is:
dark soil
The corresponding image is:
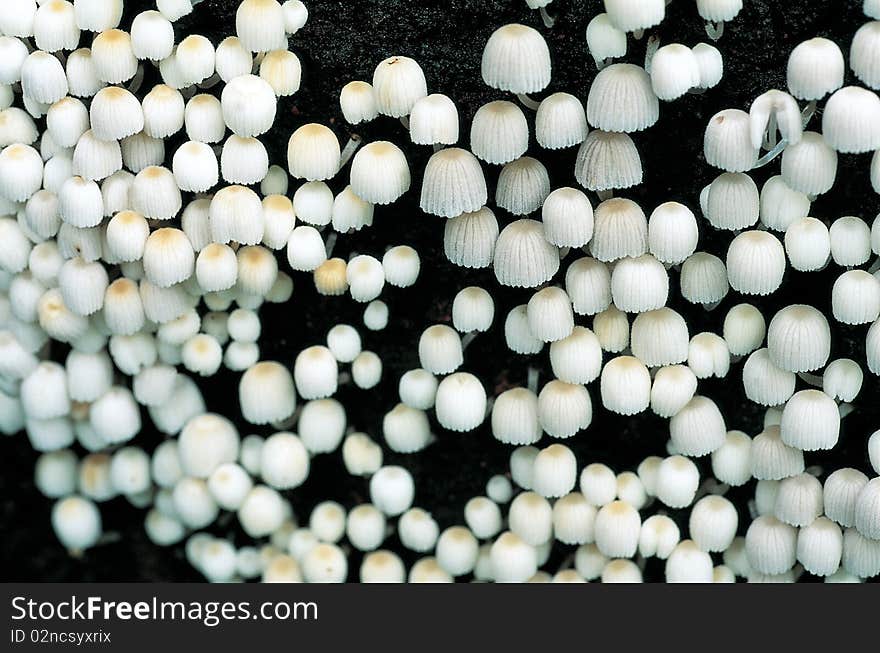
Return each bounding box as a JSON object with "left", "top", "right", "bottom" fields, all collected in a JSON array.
[{"left": 1, "top": 0, "right": 878, "bottom": 582}]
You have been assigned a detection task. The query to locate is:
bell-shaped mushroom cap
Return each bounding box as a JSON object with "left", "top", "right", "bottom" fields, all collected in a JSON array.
[
  {"left": 372, "top": 55, "right": 427, "bottom": 118},
  {"left": 493, "top": 219, "right": 560, "bottom": 288},
  {"left": 420, "top": 148, "right": 487, "bottom": 218},
  {"left": 587, "top": 63, "right": 659, "bottom": 133},
  {"left": 481, "top": 23, "right": 551, "bottom": 94},
  {"left": 575, "top": 130, "right": 642, "bottom": 192}
]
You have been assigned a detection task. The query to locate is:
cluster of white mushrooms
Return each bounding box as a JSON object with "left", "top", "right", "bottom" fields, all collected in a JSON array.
[{"left": 1, "top": 0, "right": 880, "bottom": 583}]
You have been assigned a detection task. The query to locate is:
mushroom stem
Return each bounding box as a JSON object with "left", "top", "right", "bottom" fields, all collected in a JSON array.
[
  {"left": 597, "top": 189, "right": 614, "bottom": 201},
  {"left": 337, "top": 371, "right": 352, "bottom": 385},
  {"left": 181, "top": 85, "right": 197, "bottom": 101},
  {"left": 127, "top": 64, "right": 145, "bottom": 95},
  {"left": 695, "top": 478, "right": 729, "bottom": 501},
  {"left": 96, "top": 531, "right": 122, "bottom": 546},
  {"left": 274, "top": 403, "right": 303, "bottom": 432},
  {"left": 557, "top": 552, "right": 576, "bottom": 571},
  {"left": 839, "top": 402, "right": 855, "bottom": 418},
  {"left": 399, "top": 115, "right": 410, "bottom": 130},
  {"left": 324, "top": 232, "right": 338, "bottom": 257},
  {"left": 703, "top": 299, "right": 722, "bottom": 311},
  {"left": 527, "top": 366, "right": 539, "bottom": 393},
  {"left": 252, "top": 51, "right": 266, "bottom": 73},
  {"left": 644, "top": 34, "right": 661, "bottom": 73},
  {"left": 748, "top": 499, "right": 758, "bottom": 519},
  {"left": 539, "top": 7, "right": 555, "bottom": 28},
  {"left": 593, "top": 56, "right": 607, "bottom": 70},
  {"left": 797, "top": 371, "right": 824, "bottom": 387},
  {"left": 272, "top": 410, "right": 300, "bottom": 431},
  {"left": 432, "top": 143, "right": 443, "bottom": 152},
  {"left": 461, "top": 332, "right": 478, "bottom": 351},
  {"left": 198, "top": 72, "right": 222, "bottom": 89},
  {"left": 705, "top": 21, "right": 724, "bottom": 41},
  {"left": 801, "top": 100, "right": 817, "bottom": 128},
  {"left": 762, "top": 114, "right": 778, "bottom": 150},
  {"left": 516, "top": 93, "right": 541, "bottom": 110},
  {"left": 338, "top": 135, "right": 362, "bottom": 168},
  {"left": 868, "top": 257, "right": 880, "bottom": 274},
  {"left": 752, "top": 138, "right": 788, "bottom": 169},
  {"left": 688, "top": 86, "right": 707, "bottom": 95},
  {"left": 484, "top": 397, "right": 495, "bottom": 418},
  {"left": 633, "top": 28, "right": 645, "bottom": 40}
]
